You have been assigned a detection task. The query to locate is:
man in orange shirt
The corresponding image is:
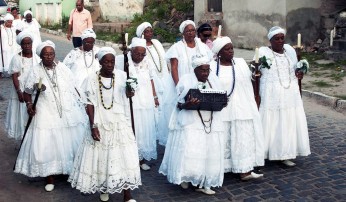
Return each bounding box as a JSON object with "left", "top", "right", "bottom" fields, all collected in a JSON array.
[{"left": 67, "top": 0, "right": 93, "bottom": 48}]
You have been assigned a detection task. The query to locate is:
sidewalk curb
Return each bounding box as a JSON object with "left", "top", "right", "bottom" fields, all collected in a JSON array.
[
  {"left": 302, "top": 90, "right": 345, "bottom": 114},
  {"left": 40, "top": 28, "right": 345, "bottom": 114}
]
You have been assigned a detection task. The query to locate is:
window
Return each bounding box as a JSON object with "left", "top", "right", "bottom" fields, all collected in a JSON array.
[{"left": 208, "top": 0, "right": 222, "bottom": 12}]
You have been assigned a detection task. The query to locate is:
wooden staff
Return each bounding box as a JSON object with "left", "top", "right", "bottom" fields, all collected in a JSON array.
[
  {"left": 121, "top": 33, "right": 135, "bottom": 135},
  {"left": 0, "top": 24, "right": 4, "bottom": 71},
  {"left": 295, "top": 47, "right": 302, "bottom": 96},
  {"left": 253, "top": 62, "right": 261, "bottom": 109},
  {"left": 14, "top": 81, "right": 45, "bottom": 170}
]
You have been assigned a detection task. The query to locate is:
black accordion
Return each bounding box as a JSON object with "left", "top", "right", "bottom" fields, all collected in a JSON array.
[{"left": 184, "top": 89, "right": 228, "bottom": 111}]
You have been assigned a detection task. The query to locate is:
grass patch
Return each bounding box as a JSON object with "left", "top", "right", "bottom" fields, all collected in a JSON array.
[
  {"left": 311, "top": 80, "right": 334, "bottom": 87},
  {"left": 95, "top": 31, "right": 121, "bottom": 43},
  {"left": 329, "top": 72, "right": 345, "bottom": 82},
  {"left": 311, "top": 72, "right": 324, "bottom": 77}
]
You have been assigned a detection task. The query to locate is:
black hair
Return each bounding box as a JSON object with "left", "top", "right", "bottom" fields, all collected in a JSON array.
[
  {"left": 11, "top": 7, "right": 18, "bottom": 12},
  {"left": 197, "top": 23, "right": 212, "bottom": 34}
]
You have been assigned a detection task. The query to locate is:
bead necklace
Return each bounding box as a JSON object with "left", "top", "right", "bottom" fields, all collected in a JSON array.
[
  {"left": 183, "top": 38, "right": 199, "bottom": 73},
  {"left": 98, "top": 72, "right": 115, "bottom": 110},
  {"left": 271, "top": 48, "right": 291, "bottom": 89},
  {"left": 83, "top": 49, "right": 94, "bottom": 68},
  {"left": 217, "top": 58, "right": 236, "bottom": 97},
  {"left": 196, "top": 80, "right": 213, "bottom": 134},
  {"left": 146, "top": 42, "right": 162, "bottom": 73},
  {"left": 42, "top": 62, "right": 62, "bottom": 118},
  {"left": 4, "top": 26, "right": 14, "bottom": 46}
]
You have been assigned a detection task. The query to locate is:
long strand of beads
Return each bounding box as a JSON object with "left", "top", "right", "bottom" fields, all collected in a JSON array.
[
  {"left": 98, "top": 73, "right": 115, "bottom": 110},
  {"left": 271, "top": 48, "right": 291, "bottom": 89}
]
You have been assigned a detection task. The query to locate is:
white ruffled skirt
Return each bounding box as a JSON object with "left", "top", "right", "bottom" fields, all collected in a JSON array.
[
  {"left": 159, "top": 128, "right": 224, "bottom": 189},
  {"left": 68, "top": 120, "right": 141, "bottom": 194}
]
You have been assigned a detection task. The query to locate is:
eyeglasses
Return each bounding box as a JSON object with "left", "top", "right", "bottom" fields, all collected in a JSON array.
[
  {"left": 132, "top": 52, "right": 146, "bottom": 57},
  {"left": 184, "top": 29, "right": 196, "bottom": 34},
  {"left": 41, "top": 53, "right": 55, "bottom": 58}
]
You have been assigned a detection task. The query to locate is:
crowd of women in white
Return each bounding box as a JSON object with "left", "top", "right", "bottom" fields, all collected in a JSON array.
[{"left": 3, "top": 12, "right": 311, "bottom": 202}]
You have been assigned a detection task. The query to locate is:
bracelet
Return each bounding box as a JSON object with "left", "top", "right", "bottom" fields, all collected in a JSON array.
[
  {"left": 154, "top": 95, "right": 158, "bottom": 99},
  {"left": 91, "top": 123, "right": 98, "bottom": 129},
  {"left": 26, "top": 102, "right": 32, "bottom": 107},
  {"left": 177, "top": 103, "right": 183, "bottom": 110}
]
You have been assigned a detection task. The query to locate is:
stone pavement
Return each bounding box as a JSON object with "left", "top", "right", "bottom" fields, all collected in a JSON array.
[{"left": 0, "top": 32, "right": 345, "bottom": 202}]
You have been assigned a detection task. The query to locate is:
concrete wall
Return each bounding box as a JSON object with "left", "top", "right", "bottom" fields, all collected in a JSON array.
[
  {"left": 194, "top": 0, "right": 323, "bottom": 48},
  {"left": 99, "top": 0, "right": 144, "bottom": 22}
]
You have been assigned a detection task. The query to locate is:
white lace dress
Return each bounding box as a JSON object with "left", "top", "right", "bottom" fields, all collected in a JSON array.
[
  {"left": 257, "top": 45, "right": 310, "bottom": 160},
  {"left": 14, "top": 62, "right": 89, "bottom": 177},
  {"left": 210, "top": 58, "right": 264, "bottom": 173},
  {"left": 146, "top": 39, "right": 176, "bottom": 146},
  {"left": 5, "top": 53, "right": 40, "bottom": 140},
  {"left": 68, "top": 69, "right": 141, "bottom": 194},
  {"left": 63, "top": 47, "right": 100, "bottom": 90},
  {"left": 0, "top": 25, "right": 20, "bottom": 74},
  {"left": 159, "top": 73, "right": 225, "bottom": 189},
  {"left": 129, "top": 55, "right": 157, "bottom": 161}
]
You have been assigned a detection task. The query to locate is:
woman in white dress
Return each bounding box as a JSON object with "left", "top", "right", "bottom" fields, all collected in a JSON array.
[
  {"left": 136, "top": 22, "right": 175, "bottom": 146},
  {"left": 14, "top": 40, "right": 88, "bottom": 192},
  {"left": 5, "top": 32, "right": 40, "bottom": 140},
  {"left": 159, "top": 55, "right": 225, "bottom": 195},
  {"left": 256, "top": 26, "right": 310, "bottom": 166},
  {"left": 68, "top": 47, "right": 140, "bottom": 202},
  {"left": 63, "top": 28, "right": 100, "bottom": 89},
  {"left": 19, "top": 10, "right": 42, "bottom": 53},
  {"left": 129, "top": 37, "right": 159, "bottom": 171},
  {"left": 210, "top": 37, "right": 264, "bottom": 180},
  {"left": 166, "top": 20, "right": 213, "bottom": 85},
  {"left": 0, "top": 13, "right": 20, "bottom": 76},
  {"left": 11, "top": 7, "right": 22, "bottom": 34}
]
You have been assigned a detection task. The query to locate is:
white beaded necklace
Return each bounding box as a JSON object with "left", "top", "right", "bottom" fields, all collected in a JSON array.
[
  {"left": 146, "top": 42, "right": 162, "bottom": 73},
  {"left": 4, "top": 26, "right": 14, "bottom": 46},
  {"left": 83, "top": 49, "right": 94, "bottom": 68},
  {"left": 271, "top": 48, "right": 291, "bottom": 89}
]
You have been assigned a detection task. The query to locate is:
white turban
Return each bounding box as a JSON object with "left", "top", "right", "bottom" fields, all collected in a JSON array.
[
  {"left": 16, "top": 31, "right": 33, "bottom": 45},
  {"left": 97, "top": 47, "right": 116, "bottom": 61},
  {"left": 4, "top": 13, "right": 14, "bottom": 22},
  {"left": 24, "top": 10, "right": 33, "bottom": 17},
  {"left": 136, "top": 22, "right": 152, "bottom": 38},
  {"left": 192, "top": 54, "right": 210, "bottom": 69},
  {"left": 81, "top": 28, "right": 96, "bottom": 40},
  {"left": 36, "top": 40, "right": 55, "bottom": 56},
  {"left": 212, "top": 36, "right": 232, "bottom": 54},
  {"left": 267, "top": 26, "right": 286, "bottom": 40},
  {"left": 179, "top": 20, "right": 195, "bottom": 33},
  {"left": 130, "top": 37, "right": 146, "bottom": 48}
]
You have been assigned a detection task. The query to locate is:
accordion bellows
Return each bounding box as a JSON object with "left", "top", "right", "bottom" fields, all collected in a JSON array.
[{"left": 184, "top": 89, "right": 228, "bottom": 111}]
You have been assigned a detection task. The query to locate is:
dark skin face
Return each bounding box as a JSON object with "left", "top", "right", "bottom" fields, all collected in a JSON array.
[
  {"left": 143, "top": 27, "right": 153, "bottom": 41},
  {"left": 131, "top": 47, "right": 146, "bottom": 64},
  {"left": 99, "top": 54, "right": 115, "bottom": 78},
  {"left": 21, "top": 37, "right": 33, "bottom": 55},
  {"left": 40, "top": 47, "right": 55, "bottom": 68},
  {"left": 183, "top": 24, "right": 196, "bottom": 43},
  {"left": 82, "top": 37, "right": 95, "bottom": 52},
  {"left": 198, "top": 30, "right": 212, "bottom": 43},
  {"left": 218, "top": 43, "right": 234, "bottom": 64},
  {"left": 11, "top": 9, "right": 18, "bottom": 18},
  {"left": 25, "top": 14, "right": 32, "bottom": 23},
  {"left": 4, "top": 20, "right": 13, "bottom": 28},
  {"left": 76, "top": 0, "right": 84, "bottom": 12},
  {"left": 270, "top": 33, "right": 285, "bottom": 53},
  {"left": 194, "top": 64, "right": 210, "bottom": 82}
]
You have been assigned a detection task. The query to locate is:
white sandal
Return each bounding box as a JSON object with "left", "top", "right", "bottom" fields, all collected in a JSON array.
[
  {"left": 100, "top": 193, "right": 109, "bottom": 202},
  {"left": 44, "top": 184, "right": 54, "bottom": 192},
  {"left": 195, "top": 188, "right": 216, "bottom": 195}
]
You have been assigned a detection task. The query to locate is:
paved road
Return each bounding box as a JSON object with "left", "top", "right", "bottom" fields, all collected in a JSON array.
[{"left": 0, "top": 33, "right": 345, "bottom": 202}]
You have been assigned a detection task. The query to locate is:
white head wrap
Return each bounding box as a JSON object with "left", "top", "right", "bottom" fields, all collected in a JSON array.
[
  {"left": 4, "top": 13, "right": 14, "bottom": 22},
  {"left": 179, "top": 20, "right": 196, "bottom": 33},
  {"left": 267, "top": 26, "right": 286, "bottom": 40},
  {"left": 24, "top": 10, "right": 33, "bottom": 17},
  {"left": 81, "top": 28, "right": 96, "bottom": 40},
  {"left": 36, "top": 40, "right": 55, "bottom": 56},
  {"left": 97, "top": 47, "right": 116, "bottom": 61},
  {"left": 130, "top": 37, "right": 146, "bottom": 48},
  {"left": 136, "top": 22, "right": 152, "bottom": 38},
  {"left": 192, "top": 54, "right": 210, "bottom": 69},
  {"left": 212, "top": 36, "right": 232, "bottom": 54},
  {"left": 16, "top": 31, "right": 33, "bottom": 45}
]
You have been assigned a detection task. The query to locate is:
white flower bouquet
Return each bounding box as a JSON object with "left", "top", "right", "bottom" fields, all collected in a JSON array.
[
  {"left": 296, "top": 59, "right": 309, "bottom": 74},
  {"left": 259, "top": 56, "right": 272, "bottom": 69},
  {"left": 197, "top": 82, "right": 207, "bottom": 90},
  {"left": 126, "top": 77, "right": 138, "bottom": 91}
]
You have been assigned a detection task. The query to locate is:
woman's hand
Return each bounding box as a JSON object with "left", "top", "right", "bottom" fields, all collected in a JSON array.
[
  {"left": 154, "top": 97, "right": 159, "bottom": 107},
  {"left": 26, "top": 103, "right": 36, "bottom": 117},
  {"left": 184, "top": 95, "right": 200, "bottom": 108},
  {"left": 295, "top": 69, "right": 304, "bottom": 79},
  {"left": 126, "top": 89, "right": 135, "bottom": 98},
  {"left": 91, "top": 128, "right": 101, "bottom": 141},
  {"left": 17, "top": 90, "right": 24, "bottom": 103}
]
